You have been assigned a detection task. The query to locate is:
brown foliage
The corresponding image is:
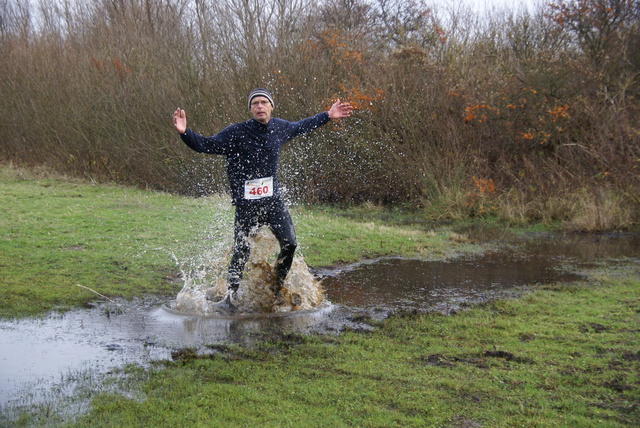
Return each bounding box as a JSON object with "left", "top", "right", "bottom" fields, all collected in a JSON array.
[{"left": 0, "top": 0, "right": 638, "bottom": 223}]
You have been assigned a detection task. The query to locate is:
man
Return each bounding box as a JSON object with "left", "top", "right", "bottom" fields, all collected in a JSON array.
[{"left": 173, "top": 88, "right": 352, "bottom": 308}]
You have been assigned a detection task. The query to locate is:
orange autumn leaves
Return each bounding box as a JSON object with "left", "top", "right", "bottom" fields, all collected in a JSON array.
[
  {"left": 465, "top": 176, "right": 496, "bottom": 216},
  {"left": 305, "top": 30, "right": 383, "bottom": 112},
  {"left": 462, "top": 87, "right": 571, "bottom": 147},
  {"left": 90, "top": 57, "right": 130, "bottom": 81},
  {"left": 327, "top": 85, "right": 384, "bottom": 112}
]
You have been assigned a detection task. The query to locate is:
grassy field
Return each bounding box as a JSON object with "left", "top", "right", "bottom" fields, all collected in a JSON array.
[
  {"left": 1, "top": 165, "right": 638, "bottom": 426},
  {"left": 0, "top": 166, "right": 230, "bottom": 318},
  {"left": 0, "top": 165, "right": 478, "bottom": 318},
  {"left": 72, "top": 275, "right": 640, "bottom": 427}
]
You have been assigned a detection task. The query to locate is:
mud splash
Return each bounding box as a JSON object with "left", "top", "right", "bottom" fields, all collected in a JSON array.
[{"left": 173, "top": 228, "right": 325, "bottom": 315}]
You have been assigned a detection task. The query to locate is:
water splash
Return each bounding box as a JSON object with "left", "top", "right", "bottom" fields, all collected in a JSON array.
[{"left": 174, "top": 228, "right": 325, "bottom": 316}]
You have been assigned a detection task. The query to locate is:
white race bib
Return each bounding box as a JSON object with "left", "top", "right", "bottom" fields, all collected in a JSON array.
[{"left": 244, "top": 177, "right": 274, "bottom": 200}]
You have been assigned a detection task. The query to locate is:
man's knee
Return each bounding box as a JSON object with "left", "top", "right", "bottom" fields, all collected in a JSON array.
[{"left": 280, "top": 239, "right": 297, "bottom": 256}]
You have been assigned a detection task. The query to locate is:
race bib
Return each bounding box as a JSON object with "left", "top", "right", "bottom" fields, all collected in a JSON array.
[{"left": 244, "top": 177, "right": 274, "bottom": 200}]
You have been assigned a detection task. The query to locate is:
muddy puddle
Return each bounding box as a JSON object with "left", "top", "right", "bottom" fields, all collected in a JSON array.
[
  {"left": 1, "top": 232, "right": 638, "bottom": 420},
  {"left": 319, "top": 253, "right": 582, "bottom": 312}
]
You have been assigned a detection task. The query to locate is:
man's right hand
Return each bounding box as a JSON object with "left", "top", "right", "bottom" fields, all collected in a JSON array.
[{"left": 173, "top": 108, "right": 187, "bottom": 134}]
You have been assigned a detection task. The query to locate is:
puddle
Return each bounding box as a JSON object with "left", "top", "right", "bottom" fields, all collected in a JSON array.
[
  {"left": 318, "top": 253, "right": 584, "bottom": 312},
  {"left": 516, "top": 232, "right": 640, "bottom": 261},
  {"left": 0, "top": 300, "right": 334, "bottom": 411},
  {"left": 0, "top": 232, "right": 638, "bottom": 421},
  {"left": 317, "top": 232, "right": 639, "bottom": 314}
]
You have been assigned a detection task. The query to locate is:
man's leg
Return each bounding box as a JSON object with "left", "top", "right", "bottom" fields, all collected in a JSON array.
[
  {"left": 207, "top": 222, "right": 248, "bottom": 307},
  {"left": 228, "top": 207, "right": 255, "bottom": 294},
  {"left": 269, "top": 199, "right": 297, "bottom": 297}
]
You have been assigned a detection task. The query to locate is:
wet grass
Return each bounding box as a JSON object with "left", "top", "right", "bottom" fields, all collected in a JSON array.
[
  {"left": 65, "top": 269, "right": 639, "bottom": 427},
  {"left": 0, "top": 165, "right": 477, "bottom": 318},
  {"left": 0, "top": 165, "right": 234, "bottom": 318},
  {"left": 2, "top": 165, "right": 639, "bottom": 426},
  {"left": 294, "top": 204, "right": 483, "bottom": 266}
]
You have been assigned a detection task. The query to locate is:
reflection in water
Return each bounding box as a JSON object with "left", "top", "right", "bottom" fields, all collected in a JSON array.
[
  {"left": 160, "top": 303, "right": 334, "bottom": 347},
  {"left": 321, "top": 253, "right": 583, "bottom": 311},
  {"left": 0, "top": 300, "right": 335, "bottom": 413}
]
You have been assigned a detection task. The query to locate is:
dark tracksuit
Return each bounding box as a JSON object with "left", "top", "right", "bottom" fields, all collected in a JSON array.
[{"left": 180, "top": 112, "right": 330, "bottom": 290}]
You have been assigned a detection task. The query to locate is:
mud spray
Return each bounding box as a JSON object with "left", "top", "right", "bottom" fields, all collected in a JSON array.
[{"left": 173, "top": 228, "right": 325, "bottom": 315}]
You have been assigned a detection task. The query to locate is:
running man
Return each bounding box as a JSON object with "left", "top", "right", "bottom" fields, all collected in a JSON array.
[{"left": 173, "top": 88, "right": 352, "bottom": 307}]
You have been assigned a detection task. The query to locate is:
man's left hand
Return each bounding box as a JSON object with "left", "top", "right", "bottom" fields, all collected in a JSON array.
[{"left": 328, "top": 99, "right": 353, "bottom": 119}]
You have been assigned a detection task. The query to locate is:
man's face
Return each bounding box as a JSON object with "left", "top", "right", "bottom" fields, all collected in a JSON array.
[{"left": 250, "top": 96, "right": 273, "bottom": 124}]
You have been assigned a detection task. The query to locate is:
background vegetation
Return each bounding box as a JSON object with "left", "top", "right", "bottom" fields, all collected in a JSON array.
[{"left": 1, "top": 0, "right": 639, "bottom": 228}]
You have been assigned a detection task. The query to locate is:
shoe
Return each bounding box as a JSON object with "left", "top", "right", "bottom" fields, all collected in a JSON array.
[
  {"left": 210, "top": 289, "right": 238, "bottom": 311},
  {"left": 291, "top": 293, "right": 302, "bottom": 306},
  {"left": 205, "top": 286, "right": 238, "bottom": 301}
]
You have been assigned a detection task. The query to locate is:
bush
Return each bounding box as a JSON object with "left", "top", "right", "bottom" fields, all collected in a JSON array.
[{"left": 1, "top": 0, "right": 638, "bottom": 228}]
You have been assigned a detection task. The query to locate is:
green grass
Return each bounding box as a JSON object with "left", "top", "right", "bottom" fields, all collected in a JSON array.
[
  {"left": 294, "top": 204, "right": 481, "bottom": 266},
  {"left": 0, "top": 166, "right": 235, "bottom": 318},
  {"left": 2, "top": 165, "right": 638, "bottom": 427},
  {"left": 0, "top": 165, "right": 474, "bottom": 318}
]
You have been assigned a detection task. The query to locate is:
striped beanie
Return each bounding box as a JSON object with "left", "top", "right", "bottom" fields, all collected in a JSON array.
[{"left": 248, "top": 88, "right": 274, "bottom": 110}]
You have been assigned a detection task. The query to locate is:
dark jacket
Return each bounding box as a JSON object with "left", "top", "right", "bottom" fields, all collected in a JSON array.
[{"left": 181, "top": 112, "right": 330, "bottom": 204}]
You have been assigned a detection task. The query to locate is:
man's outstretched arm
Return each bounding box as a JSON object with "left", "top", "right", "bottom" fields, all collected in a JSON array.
[
  {"left": 173, "top": 108, "right": 230, "bottom": 155},
  {"left": 286, "top": 99, "right": 354, "bottom": 139}
]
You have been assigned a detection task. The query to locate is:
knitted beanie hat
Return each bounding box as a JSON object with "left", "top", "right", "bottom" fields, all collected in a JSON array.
[{"left": 248, "top": 88, "right": 274, "bottom": 110}]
